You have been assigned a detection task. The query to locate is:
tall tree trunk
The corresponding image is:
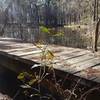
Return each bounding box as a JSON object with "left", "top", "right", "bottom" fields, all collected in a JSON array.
[
  {"left": 96, "top": 0, "right": 99, "bottom": 21},
  {"left": 93, "top": 0, "right": 99, "bottom": 21},
  {"left": 93, "top": 0, "right": 96, "bottom": 21},
  {"left": 94, "top": 18, "right": 100, "bottom": 52}
]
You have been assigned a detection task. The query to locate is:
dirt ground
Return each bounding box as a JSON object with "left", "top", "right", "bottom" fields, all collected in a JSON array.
[{"left": 0, "top": 93, "right": 12, "bottom": 100}]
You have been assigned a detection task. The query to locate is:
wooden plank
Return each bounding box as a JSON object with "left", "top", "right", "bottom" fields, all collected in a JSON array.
[
  {"left": 54, "top": 57, "right": 100, "bottom": 74},
  {"left": 74, "top": 64, "right": 100, "bottom": 82},
  {"left": 23, "top": 50, "right": 60, "bottom": 59},
  {"left": 22, "top": 53, "right": 41, "bottom": 62},
  {"left": 0, "top": 52, "right": 33, "bottom": 73},
  {"left": 53, "top": 50, "right": 89, "bottom": 65},
  {"left": 6, "top": 42, "right": 33, "bottom": 47},
  {"left": 68, "top": 58, "right": 100, "bottom": 73},
  {"left": 55, "top": 49, "right": 81, "bottom": 56},
  {"left": 48, "top": 50, "right": 91, "bottom": 72},
  {"left": 6, "top": 47, "right": 35, "bottom": 53},
  {"left": 66, "top": 54, "right": 94, "bottom": 65},
  {"left": 53, "top": 55, "right": 92, "bottom": 72},
  {"left": 54, "top": 62, "right": 100, "bottom": 82},
  {"left": 10, "top": 50, "right": 42, "bottom": 56},
  {"left": 93, "top": 78, "right": 100, "bottom": 83},
  {"left": 74, "top": 71, "right": 97, "bottom": 81},
  {"left": 8, "top": 47, "right": 37, "bottom": 54},
  {"left": 85, "top": 65, "right": 100, "bottom": 82},
  {"left": 21, "top": 46, "right": 82, "bottom": 62},
  {"left": 21, "top": 47, "right": 77, "bottom": 62},
  {"left": 56, "top": 49, "right": 90, "bottom": 58},
  {"left": 91, "top": 65, "right": 100, "bottom": 70}
]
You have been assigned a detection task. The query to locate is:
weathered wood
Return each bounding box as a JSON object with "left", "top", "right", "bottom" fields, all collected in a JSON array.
[
  {"left": 6, "top": 47, "right": 35, "bottom": 53},
  {"left": 67, "top": 58, "right": 100, "bottom": 73},
  {"left": 0, "top": 37, "right": 100, "bottom": 83},
  {"left": 0, "top": 52, "right": 33, "bottom": 74},
  {"left": 94, "top": 78, "right": 100, "bottom": 83},
  {"left": 10, "top": 50, "right": 41, "bottom": 56},
  {"left": 53, "top": 50, "right": 89, "bottom": 63}
]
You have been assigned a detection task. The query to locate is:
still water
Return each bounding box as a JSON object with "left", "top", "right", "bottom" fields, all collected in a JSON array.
[{"left": 0, "top": 66, "right": 20, "bottom": 99}]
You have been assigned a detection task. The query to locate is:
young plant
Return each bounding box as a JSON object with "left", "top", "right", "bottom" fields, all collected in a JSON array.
[{"left": 17, "top": 26, "right": 81, "bottom": 100}]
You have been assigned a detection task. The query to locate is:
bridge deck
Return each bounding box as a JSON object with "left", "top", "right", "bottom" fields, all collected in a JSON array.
[{"left": 0, "top": 37, "right": 100, "bottom": 83}]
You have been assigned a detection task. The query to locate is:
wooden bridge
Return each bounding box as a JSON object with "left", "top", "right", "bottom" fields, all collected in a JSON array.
[{"left": 0, "top": 37, "right": 100, "bottom": 84}]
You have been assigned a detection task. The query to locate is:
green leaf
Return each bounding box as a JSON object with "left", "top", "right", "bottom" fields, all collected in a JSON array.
[
  {"left": 17, "top": 72, "right": 32, "bottom": 81},
  {"left": 17, "top": 72, "right": 25, "bottom": 80},
  {"left": 40, "top": 26, "right": 50, "bottom": 33}
]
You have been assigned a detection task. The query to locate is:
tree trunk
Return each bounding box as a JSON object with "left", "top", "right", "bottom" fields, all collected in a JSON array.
[
  {"left": 93, "top": 0, "right": 96, "bottom": 21},
  {"left": 94, "top": 18, "right": 100, "bottom": 52}
]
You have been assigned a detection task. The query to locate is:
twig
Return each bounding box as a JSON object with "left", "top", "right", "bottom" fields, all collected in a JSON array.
[
  {"left": 67, "top": 78, "right": 81, "bottom": 100},
  {"left": 13, "top": 89, "right": 21, "bottom": 100},
  {"left": 78, "top": 86, "right": 100, "bottom": 100}
]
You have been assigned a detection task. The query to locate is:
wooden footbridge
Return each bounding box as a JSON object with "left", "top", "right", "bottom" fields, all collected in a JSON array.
[{"left": 0, "top": 37, "right": 100, "bottom": 84}]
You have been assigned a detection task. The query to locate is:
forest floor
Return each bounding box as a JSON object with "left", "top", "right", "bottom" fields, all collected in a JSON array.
[{"left": 0, "top": 93, "right": 12, "bottom": 100}]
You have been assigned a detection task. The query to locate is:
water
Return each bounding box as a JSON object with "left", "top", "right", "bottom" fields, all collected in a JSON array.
[{"left": 0, "top": 66, "right": 20, "bottom": 98}]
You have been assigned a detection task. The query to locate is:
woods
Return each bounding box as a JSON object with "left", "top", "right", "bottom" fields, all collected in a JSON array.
[
  {"left": 0, "top": 0, "right": 99, "bottom": 50},
  {"left": 0, "top": 0, "right": 100, "bottom": 100}
]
